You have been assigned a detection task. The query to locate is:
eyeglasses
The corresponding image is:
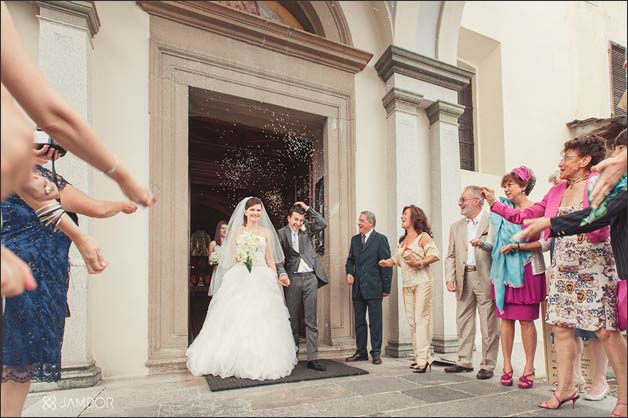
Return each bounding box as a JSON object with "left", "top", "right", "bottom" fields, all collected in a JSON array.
[
  {"left": 458, "top": 197, "right": 479, "bottom": 204},
  {"left": 559, "top": 154, "right": 579, "bottom": 163}
]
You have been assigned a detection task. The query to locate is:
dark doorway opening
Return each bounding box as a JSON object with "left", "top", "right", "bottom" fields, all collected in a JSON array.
[{"left": 187, "top": 88, "right": 324, "bottom": 344}]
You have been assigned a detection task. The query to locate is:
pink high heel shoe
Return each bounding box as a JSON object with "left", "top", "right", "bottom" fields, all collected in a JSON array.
[
  {"left": 517, "top": 370, "right": 535, "bottom": 389},
  {"left": 538, "top": 389, "right": 579, "bottom": 410},
  {"left": 610, "top": 401, "right": 627, "bottom": 417},
  {"left": 500, "top": 369, "right": 513, "bottom": 387}
]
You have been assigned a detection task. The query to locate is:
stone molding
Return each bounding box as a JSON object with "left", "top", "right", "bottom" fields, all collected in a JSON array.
[
  {"left": 431, "top": 335, "right": 460, "bottom": 354},
  {"left": 375, "top": 45, "right": 474, "bottom": 91},
  {"left": 136, "top": 1, "right": 372, "bottom": 74},
  {"left": 385, "top": 341, "right": 414, "bottom": 359},
  {"left": 382, "top": 88, "right": 424, "bottom": 116},
  {"left": 30, "top": 362, "right": 101, "bottom": 393},
  {"left": 35, "top": 1, "right": 100, "bottom": 38},
  {"left": 426, "top": 100, "right": 465, "bottom": 126}
]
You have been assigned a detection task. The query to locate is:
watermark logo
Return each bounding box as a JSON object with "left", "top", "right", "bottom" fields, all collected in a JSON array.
[
  {"left": 42, "top": 395, "right": 57, "bottom": 410},
  {"left": 41, "top": 395, "right": 114, "bottom": 410}
]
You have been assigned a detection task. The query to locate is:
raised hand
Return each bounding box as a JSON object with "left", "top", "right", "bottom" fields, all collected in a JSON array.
[
  {"left": 516, "top": 217, "right": 552, "bottom": 242},
  {"left": 1, "top": 245, "right": 37, "bottom": 297},
  {"left": 294, "top": 201, "right": 309, "bottom": 211},
  {"left": 480, "top": 186, "right": 496, "bottom": 206},
  {"left": 73, "top": 234, "right": 108, "bottom": 274},
  {"left": 120, "top": 201, "right": 138, "bottom": 214},
  {"left": 590, "top": 146, "right": 627, "bottom": 209},
  {"left": 109, "top": 165, "right": 156, "bottom": 208}
]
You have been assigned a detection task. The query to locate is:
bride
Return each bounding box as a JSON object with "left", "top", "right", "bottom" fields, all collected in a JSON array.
[{"left": 186, "top": 197, "right": 298, "bottom": 380}]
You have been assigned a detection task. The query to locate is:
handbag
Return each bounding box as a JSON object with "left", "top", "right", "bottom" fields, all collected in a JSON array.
[{"left": 618, "top": 280, "right": 626, "bottom": 332}]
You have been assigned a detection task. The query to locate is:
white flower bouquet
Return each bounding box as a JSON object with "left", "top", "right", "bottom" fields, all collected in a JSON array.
[
  {"left": 208, "top": 250, "right": 220, "bottom": 266},
  {"left": 235, "top": 231, "right": 260, "bottom": 273}
]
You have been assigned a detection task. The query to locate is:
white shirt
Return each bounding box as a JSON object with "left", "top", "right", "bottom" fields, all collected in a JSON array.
[
  {"left": 362, "top": 229, "right": 374, "bottom": 245},
  {"left": 465, "top": 211, "right": 483, "bottom": 267},
  {"left": 291, "top": 228, "right": 313, "bottom": 273}
]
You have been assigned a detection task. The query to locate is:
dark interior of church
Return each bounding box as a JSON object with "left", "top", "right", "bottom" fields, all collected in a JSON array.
[{"left": 187, "top": 109, "right": 317, "bottom": 343}]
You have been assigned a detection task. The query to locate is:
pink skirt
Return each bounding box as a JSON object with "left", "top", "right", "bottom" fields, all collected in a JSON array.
[{"left": 491, "top": 263, "right": 546, "bottom": 321}]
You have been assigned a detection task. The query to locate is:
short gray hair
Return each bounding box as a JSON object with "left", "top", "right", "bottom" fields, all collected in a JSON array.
[
  {"left": 360, "top": 210, "right": 376, "bottom": 227},
  {"left": 463, "top": 185, "right": 485, "bottom": 206}
]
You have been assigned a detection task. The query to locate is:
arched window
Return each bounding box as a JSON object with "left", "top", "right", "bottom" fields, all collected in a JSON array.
[{"left": 217, "top": 1, "right": 304, "bottom": 31}]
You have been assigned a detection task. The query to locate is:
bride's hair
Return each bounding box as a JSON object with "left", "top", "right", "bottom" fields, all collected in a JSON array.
[{"left": 243, "top": 197, "right": 263, "bottom": 225}]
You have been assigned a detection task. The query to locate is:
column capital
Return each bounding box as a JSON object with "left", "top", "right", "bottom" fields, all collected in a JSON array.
[
  {"left": 426, "top": 100, "right": 465, "bottom": 126},
  {"left": 36, "top": 1, "right": 100, "bottom": 38},
  {"left": 374, "top": 45, "right": 474, "bottom": 92},
  {"left": 382, "top": 88, "right": 424, "bottom": 116}
]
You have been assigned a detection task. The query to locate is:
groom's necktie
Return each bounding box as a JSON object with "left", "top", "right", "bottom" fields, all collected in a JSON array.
[{"left": 292, "top": 231, "right": 299, "bottom": 253}]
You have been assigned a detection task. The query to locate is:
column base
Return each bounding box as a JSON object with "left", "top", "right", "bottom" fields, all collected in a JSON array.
[
  {"left": 432, "top": 335, "right": 459, "bottom": 354},
  {"left": 29, "top": 362, "right": 102, "bottom": 393},
  {"left": 385, "top": 340, "right": 414, "bottom": 358}
]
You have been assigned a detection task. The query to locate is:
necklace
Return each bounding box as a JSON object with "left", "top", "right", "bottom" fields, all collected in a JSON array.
[{"left": 567, "top": 175, "right": 588, "bottom": 189}]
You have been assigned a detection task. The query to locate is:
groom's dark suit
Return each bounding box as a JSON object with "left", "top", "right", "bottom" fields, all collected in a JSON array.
[
  {"left": 345, "top": 229, "right": 392, "bottom": 358},
  {"left": 277, "top": 207, "right": 328, "bottom": 360}
]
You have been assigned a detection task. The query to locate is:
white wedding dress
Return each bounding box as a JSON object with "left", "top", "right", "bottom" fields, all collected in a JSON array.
[{"left": 186, "top": 233, "right": 298, "bottom": 380}]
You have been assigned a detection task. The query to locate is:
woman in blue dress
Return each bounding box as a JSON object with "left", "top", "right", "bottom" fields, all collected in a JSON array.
[{"left": 1, "top": 148, "right": 137, "bottom": 417}]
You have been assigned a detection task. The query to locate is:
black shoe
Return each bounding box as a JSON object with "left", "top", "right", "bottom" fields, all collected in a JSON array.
[
  {"left": 444, "top": 364, "right": 474, "bottom": 373},
  {"left": 307, "top": 360, "right": 326, "bottom": 371},
  {"left": 372, "top": 355, "right": 382, "bottom": 365},
  {"left": 345, "top": 352, "right": 369, "bottom": 362},
  {"left": 413, "top": 362, "right": 432, "bottom": 374},
  {"left": 476, "top": 369, "right": 494, "bottom": 380}
]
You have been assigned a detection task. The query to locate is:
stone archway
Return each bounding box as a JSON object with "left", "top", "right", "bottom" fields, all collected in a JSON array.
[{"left": 138, "top": 1, "right": 372, "bottom": 373}]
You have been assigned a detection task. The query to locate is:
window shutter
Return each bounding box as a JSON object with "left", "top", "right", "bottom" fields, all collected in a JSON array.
[
  {"left": 610, "top": 42, "right": 626, "bottom": 117},
  {"left": 458, "top": 81, "right": 475, "bottom": 171}
]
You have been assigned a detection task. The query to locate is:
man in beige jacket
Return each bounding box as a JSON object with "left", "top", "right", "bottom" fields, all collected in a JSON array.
[{"left": 444, "top": 185, "right": 499, "bottom": 380}]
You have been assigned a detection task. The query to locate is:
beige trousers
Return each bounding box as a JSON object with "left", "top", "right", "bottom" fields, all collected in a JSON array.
[
  {"left": 456, "top": 270, "right": 499, "bottom": 370},
  {"left": 403, "top": 281, "right": 433, "bottom": 366}
]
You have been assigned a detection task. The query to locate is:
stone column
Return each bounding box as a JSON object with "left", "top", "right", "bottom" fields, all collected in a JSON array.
[
  {"left": 426, "top": 100, "right": 465, "bottom": 354},
  {"left": 32, "top": 1, "right": 101, "bottom": 391},
  {"left": 381, "top": 89, "right": 424, "bottom": 359},
  {"left": 374, "top": 46, "right": 473, "bottom": 357}
]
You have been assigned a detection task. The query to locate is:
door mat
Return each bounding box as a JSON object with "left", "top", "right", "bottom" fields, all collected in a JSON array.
[{"left": 204, "top": 359, "right": 368, "bottom": 392}]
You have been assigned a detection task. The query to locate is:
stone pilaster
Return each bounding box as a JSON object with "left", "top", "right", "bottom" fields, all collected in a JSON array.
[
  {"left": 30, "top": 1, "right": 101, "bottom": 392},
  {"left": 426, "top": 100, "right": 465, "bottom": 354},
  {"left": 381, "top": 88, "right": 424, "bottom": 359},
  {"left": 375, "top": 45, "right": 472, "bottom": 358}
]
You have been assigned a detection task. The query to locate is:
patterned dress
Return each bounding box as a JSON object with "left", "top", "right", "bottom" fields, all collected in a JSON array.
[
  {"left": 1, "top": 165, "right": 76, "bottom": 383},
  {"left": 546, "top": 205, "right": 619, "bottom": 331}
]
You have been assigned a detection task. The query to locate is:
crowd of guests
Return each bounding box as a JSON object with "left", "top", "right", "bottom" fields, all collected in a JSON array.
[
  {"left": 1, "top": 0, "right": 626, "bottom": 416},
  {"left": 1, "top": 2, "right": 156, "bottom": 416},
  {"left": 341, "top": 130, "right": 626, "bottom": 417}
]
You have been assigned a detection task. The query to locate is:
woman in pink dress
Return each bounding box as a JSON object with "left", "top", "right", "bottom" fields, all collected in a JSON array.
[{"left": 487, "top": 166, "right": 546, "bottom": 390}]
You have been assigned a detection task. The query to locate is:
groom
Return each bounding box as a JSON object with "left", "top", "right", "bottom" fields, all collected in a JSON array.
[{"left": 277, "top": 201, "right": 328, "bottom": 371}]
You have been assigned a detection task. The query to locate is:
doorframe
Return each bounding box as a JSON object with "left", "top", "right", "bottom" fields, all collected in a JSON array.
[{"left": 145, "top": 14, "right": 369, "bottom": 372}]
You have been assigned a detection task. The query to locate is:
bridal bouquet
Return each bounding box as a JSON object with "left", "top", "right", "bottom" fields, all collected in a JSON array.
[
  {"left": 235, "top": 231, "right": 260, "bottom": 273},
  {"left": 208, "top": 249, "right": 220, "bottom": 266}
]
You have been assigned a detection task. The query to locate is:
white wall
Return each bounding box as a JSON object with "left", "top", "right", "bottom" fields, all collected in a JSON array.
[
  {"left": 89, "top": 2, "right": 150, "bottom": 378},
  {"left": 341, "top": 0, "right": 395, "bottom": 349},
  {"left": 460, "top": 1, "right": 627, "bottom": 205},
  {"left": 5, "top": 1, "right": 38, "bottom": 60}
]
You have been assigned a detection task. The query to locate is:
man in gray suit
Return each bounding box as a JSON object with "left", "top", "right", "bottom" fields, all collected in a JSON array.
[
  {"left": 277, "top": 201, "right": 328, "bottom": 371},
  {"left": 444, "top": 185, "right": 498, "bottom": 380}
]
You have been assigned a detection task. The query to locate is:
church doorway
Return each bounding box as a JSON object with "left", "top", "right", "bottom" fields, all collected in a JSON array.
[{"left": 187, "top": 87, "right": 324, "bottom": 344}]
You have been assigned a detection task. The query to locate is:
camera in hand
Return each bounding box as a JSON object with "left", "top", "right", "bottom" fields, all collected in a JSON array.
[{"left": 33, "top": 128, "right": 67, "bottom": 157}]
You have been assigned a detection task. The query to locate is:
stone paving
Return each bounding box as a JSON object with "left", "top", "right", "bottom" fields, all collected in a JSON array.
[{"left": 23, "top": 357, "right": 618, "bottom": 417}]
